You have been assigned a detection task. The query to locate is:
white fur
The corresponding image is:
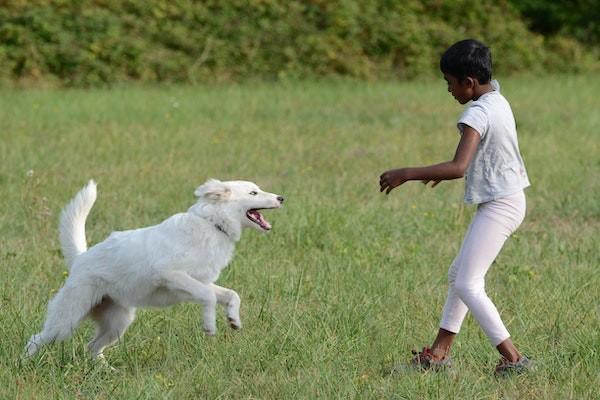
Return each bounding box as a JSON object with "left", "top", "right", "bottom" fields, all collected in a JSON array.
[{"left": 25, "top": 179, "right": 283, "bottom": 360}]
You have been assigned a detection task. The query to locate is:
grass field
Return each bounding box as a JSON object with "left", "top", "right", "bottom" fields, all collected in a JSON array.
[{"left": 1, "top": 75, "right": 598, "bottom": 399}]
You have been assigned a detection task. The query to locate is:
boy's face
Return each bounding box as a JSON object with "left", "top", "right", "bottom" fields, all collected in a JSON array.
[{"left": 443, "top": 73, "right": 474, "bottom": 104}]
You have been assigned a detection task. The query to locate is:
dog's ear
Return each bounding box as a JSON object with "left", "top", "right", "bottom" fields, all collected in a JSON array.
[{"left": 194, "top": 179, "right": 231, "bottom": 201}]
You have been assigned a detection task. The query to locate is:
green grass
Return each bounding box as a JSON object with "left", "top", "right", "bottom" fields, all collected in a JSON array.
[{"left": 1, "top": 75, "right": 598, "bottom": 399}]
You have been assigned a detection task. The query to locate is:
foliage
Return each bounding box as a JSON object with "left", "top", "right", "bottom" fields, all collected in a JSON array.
[
  {"left": 508, "top": 0, "right": 600, "bottom": 46},
  {"left": 0, "top": 0, "right": 597, "bottom": 86}
]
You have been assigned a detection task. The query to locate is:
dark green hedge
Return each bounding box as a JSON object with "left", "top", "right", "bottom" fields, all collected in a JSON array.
[
  {"left": 0, "top": 0, "right": 597, "bottom": 86},
  {"left": 508, "top": 0, "right": 600, "bottom": 46}
]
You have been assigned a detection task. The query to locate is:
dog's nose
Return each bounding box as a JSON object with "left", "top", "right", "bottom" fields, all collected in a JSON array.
[{"left": 277, "top": 195, "right": 284, "bottom": 203}]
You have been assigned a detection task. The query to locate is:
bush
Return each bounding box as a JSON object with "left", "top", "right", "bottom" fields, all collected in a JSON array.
[
  {"left": 0, "top": 0, "right": 597, "bottom": 86},
  {"left": 508, "top": 0, "right": 600, "bottom": 46}
]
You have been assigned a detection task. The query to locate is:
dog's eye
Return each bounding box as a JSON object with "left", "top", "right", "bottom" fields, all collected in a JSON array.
[{"left": 249, "top": 191, "right": 258, "bottom": 196}]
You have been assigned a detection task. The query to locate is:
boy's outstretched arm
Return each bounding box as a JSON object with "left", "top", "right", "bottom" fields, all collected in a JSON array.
[{"left": 379, "top": 126, "right": 480, "bottom": 194}]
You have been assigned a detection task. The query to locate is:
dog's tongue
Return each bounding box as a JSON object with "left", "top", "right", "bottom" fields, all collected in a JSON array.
[{"left": 248, "top": 210, "right": 271, "bottom": 230}]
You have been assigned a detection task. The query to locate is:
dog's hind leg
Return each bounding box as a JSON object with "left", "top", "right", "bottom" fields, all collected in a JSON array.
[
  {"left": 88, "top": 297, "right": 136, "bottom": 360},
  {"left": 210, "top": 283, "right": 241, "bottom": 330},
  {"left": 162, "top": 271, "right": 218, "bottom": 335},
  {"left": 25, "top": 284, "right": 99, "bottom": 357}
]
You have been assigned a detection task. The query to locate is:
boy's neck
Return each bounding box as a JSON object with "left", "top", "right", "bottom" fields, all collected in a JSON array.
[{"left": 472, "top": 81, "right": 494, "bottom": 101}]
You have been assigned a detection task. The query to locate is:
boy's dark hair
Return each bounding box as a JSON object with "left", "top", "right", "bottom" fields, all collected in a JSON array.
[{"left": 440, "top": 39, "right": 492, "bottom": 84}]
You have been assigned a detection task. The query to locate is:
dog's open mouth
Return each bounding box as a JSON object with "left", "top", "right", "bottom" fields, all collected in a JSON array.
[{"left": 246, "top": 209, "right": 273, "bottom": 230}]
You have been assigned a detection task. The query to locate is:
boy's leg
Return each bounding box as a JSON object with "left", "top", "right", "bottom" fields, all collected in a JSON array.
[
  {"left": 434, "top": 192, "right": 525, "bottom": 360},
  {"left": 432, "top": 230, "right": 474, "bottom": 359},
  {"left": 432, "top": 259, "right": 467, "bottom": 359},
  {"left": 438, "top": 258, "right": 469, "bottom": 340},
  {"left": 430, "top": 328, "right": 457, "bottom": 360},
  {"left": 496, "top": 338, "right": 521, "bottom": 362},
  {"left": 452, "top": 193, "right": 525, "bottom": 352}
]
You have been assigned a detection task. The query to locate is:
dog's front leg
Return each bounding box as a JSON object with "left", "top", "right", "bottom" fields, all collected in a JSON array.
[
  {"left": 210, "top": 284, "right": 241, "bottom": 330},
  {"left": 162, "top": 271, "right": 218, "bottom": 335}
]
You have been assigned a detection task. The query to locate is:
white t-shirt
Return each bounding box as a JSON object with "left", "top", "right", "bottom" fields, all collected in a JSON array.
[{"left": 457, "top": 80, "right": 530, "bottom": 204}]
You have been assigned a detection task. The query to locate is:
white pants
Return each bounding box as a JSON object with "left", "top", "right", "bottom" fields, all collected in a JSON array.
[{"left": 440, "top": 190, "right": 526, "bottom": 346}]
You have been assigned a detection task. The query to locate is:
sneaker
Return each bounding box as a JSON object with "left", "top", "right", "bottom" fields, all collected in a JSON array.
[
  {"left": 494, "top": 355, "right": 533, "bottom": 376},
  {"left": 410, "top": 347, "right": 453, "bottom": 371}
]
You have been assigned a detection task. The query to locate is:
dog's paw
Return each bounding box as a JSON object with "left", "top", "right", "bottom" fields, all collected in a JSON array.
[
  {"left": 228, "top": 318, "right": 242, "bottom": 330},
  {"left": 94, "top": 354, "right": 118, "bottom": 373},
  {"left": 203, "top": 327, "right": 217, "bottom": 336},
  {"left": 24, "top": 335, "right": 41, "bottom": 357}
]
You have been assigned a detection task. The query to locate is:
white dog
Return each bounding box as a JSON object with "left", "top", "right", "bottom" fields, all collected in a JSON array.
[{"left": 25, "top": 179, "right": 284, "bottom": 360}]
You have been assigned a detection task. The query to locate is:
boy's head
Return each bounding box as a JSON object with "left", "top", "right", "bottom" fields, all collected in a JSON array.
[{"left": 440, "top": 39, "right": 491, "bottom": 84}]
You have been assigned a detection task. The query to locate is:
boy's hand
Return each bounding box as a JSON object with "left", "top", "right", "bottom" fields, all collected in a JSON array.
[
  {"left": 422, "top": 179, "right": 442, "bottom": 188},
  {"left": 379, "top": 168, "right": 408, "bottom": 194}
]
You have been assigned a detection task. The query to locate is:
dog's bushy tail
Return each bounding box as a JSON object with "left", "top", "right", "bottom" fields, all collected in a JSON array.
[{"left": 59, "top": 180, "right": 97, "bottom": 269}]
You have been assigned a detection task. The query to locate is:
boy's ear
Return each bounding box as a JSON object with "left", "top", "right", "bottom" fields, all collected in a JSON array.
[
  {"left": 194, "top": 179, "right": 231, "bottom": 201},
  {"left": 464, "top": 76, "right": 476, "bottom": 88}
]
